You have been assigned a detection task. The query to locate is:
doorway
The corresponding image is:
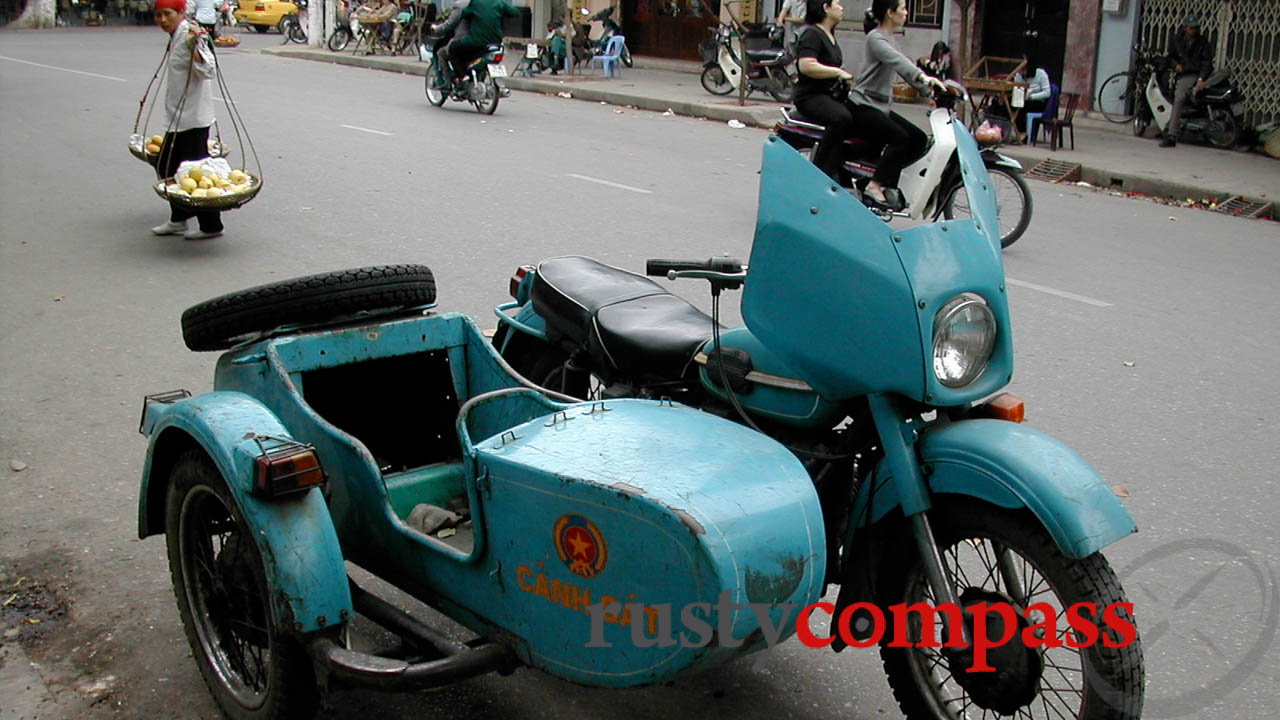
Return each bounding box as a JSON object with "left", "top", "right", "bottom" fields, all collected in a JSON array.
[
  {"left": 981, "top": 0, "right": 1068, "bottom": 86},
  {"left": 622, "top": 0, "right": 721, "bottom": 61}
]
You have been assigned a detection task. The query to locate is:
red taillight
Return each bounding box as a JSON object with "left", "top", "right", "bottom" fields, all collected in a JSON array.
[
  {"left": 493, "top": 52, "right": 504, "bottom": 64},
  {"left": 253, "top": 445, "right": 325, "bottom": 497},
  {"left": 510, "top": 265, "right": 533, "bottom": 299},
  {"left": 255, "top": 4, "right": 265, "bottom": 10}
]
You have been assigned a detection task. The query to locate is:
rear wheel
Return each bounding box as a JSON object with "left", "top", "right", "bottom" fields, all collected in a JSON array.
[
  {"left": 878, "top": 497, "right": 1144, "bottom": 720},
  {"left": 327, "top": 27, "right": 351, "bottom": 52},
  {"left": 1204, "top": 109, "right": 1240, "bottom": 148},
  {"left": 701, "top": 66, "right": 734, "bottom": 96},
  {"left": 424, "top": 61, "right": 446, "bottom": 106},
  {"left": 166, "top": 451, "right": 320, "bottom": 720},
  {"left": 1097, "top": 71, "right": 1136, "bottom": 123},
  {"left": 287, "top": 21, "right": 307, "bottom": 44},
  {"left": 472, "top": 71, "right": 499, "bottom": 115},
  {"left": 942, "top": 165, "right": 1032, "bottom": 248}
]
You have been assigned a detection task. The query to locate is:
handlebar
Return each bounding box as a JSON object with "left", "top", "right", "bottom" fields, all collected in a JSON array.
[{"left": 646, "top": 257, "right": 744, "bottom": 277}]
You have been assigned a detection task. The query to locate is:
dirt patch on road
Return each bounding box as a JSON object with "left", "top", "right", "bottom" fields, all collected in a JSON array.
[{"left": 0, "top": 550, "right": 74, "bottom": 649}]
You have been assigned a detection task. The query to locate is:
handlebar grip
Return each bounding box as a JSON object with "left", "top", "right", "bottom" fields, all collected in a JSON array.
[
  {"left": 646, "top": 259, "right": 712, "bottom": 276},
  {"left": 645, "top": 258, "right": 745, "bottom": 277}
]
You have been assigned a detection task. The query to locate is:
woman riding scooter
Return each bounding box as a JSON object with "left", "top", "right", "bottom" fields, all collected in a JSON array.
[{"left": 794, "top": 0, "right": 946, "bottom": 208}]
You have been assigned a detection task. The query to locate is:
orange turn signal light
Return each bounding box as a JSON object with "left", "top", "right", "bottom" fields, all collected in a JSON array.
[{"left": 981, "top": 393, "right": 1025, "bottom": 423}]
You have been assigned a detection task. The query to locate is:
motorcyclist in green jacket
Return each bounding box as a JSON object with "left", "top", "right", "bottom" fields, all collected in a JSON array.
[{"left": 433, "top": 0, "right": 519, "bottom": 83}]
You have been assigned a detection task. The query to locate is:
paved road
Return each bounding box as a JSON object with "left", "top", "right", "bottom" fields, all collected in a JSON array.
[{"left": 1, "top": 27, "right": 1277, "bottom": 720}]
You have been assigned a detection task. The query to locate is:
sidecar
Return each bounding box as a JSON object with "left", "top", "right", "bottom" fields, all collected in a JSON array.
[{"left": 137, "top": 282, "right": 825, "bottom": 717}]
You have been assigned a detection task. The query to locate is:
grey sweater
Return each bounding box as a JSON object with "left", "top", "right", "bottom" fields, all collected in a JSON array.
[{"left": 852, "top": 28, "right": 931, "bottom": 112}]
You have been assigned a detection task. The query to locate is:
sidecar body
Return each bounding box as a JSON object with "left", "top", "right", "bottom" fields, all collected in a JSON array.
[{"left": 138, "top": 311, "right": 825, "bottom": 690}]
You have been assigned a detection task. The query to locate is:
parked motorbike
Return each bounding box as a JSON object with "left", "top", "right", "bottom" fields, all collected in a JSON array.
[
  {"left": 775, "top": 81, "right": 1032, "bottom": 248},
  {"left": 492, "top": 128, "right": 1143, "bottom": 719},
  {"left": 578, "top": 5, "right": 632, "bottom": 68},
  {"left": 422, "top": 33, "right": 509, "bottom": 115},
  {"left": 1133, "top": 58, "right": 1245, "bottom": 148},
  {"left": 700, "top": 21, "right": 794, "bottom": 103}
]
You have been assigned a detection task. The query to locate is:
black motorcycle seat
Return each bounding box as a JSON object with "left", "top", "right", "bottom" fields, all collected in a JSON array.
[
  {"left": 531, "top": 256, "right": 717, "bottom": 382},
  {"left": 588, "top": 293, "right": 718, "bottom": 382},
  {"left": 746, "top": 48, "right": 785, "bottom": 62}
]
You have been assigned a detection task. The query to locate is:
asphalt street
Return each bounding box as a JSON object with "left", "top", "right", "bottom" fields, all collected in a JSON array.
[{"left": 1, "top": 27, "right": 1277, "bottom": 720}]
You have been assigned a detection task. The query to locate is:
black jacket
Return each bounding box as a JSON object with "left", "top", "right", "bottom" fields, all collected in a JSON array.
[{"left": 1168, "top": 31, "right": 1213, "bottom": 80}]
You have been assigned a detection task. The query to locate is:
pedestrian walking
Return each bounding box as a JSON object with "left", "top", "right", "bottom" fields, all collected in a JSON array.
[{"left": 150, "top": 0, "right": 224, "bottom": 240}]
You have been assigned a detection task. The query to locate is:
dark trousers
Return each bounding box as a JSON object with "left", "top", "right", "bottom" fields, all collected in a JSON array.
[
  {"left": 441, "top": 39, "right": 484, "bottom": 81},
  {"left": 795, "top": 94, "right": 927, "bottom": 187},
  {"left": 159, "top": 126, "right": 223, "bottom": 232}
]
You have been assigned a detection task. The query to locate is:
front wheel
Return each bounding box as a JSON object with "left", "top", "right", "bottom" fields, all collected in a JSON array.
[
  {"left": 328, "top": 27, "right": 351, "bottom": 52},
  {"left": 1132, "top": 104, "right": 1152, "bottom": 137},
  {"left": 424, "top": 60, "right": 446, "bottom": 106},
  {"left": 701, "top": 65, "right": 734, "bottom": 96},
  {"left": 288, "top": 22, "right": 307, "bottom": 44},
  {"left": 621, "top": 44, "right": 633, "bottom": 68},
  {"left": 941, "top": 165, "right": 1032, "bottom": 248},
  {"left": 767, "top": 66, "right": 794, "bottom": 103},
  {"left": 878, "top": 497, "right": 1144, "bottom": 720},
  {"left": 165, "top": 451, "right": 320, "bottom": 720},
  {"left": 1204, "top": 109, "right": 1240, "bottom": 149}
]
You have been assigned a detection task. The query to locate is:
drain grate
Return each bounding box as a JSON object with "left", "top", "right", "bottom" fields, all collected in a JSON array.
[
  {"left": 1025, "top": 158, "right": 1082, "bottom": 183},
  {"left": 1215, "top": 196, "right": 1275, "bottom": 219}
]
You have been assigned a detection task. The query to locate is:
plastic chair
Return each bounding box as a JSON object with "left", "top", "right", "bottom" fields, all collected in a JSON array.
[
  {"left": 514, "top": 43, "right": 541, "bottom": 77},
  {"left": 590, "top": 35, "right": 626, "bottom": 78},
  {"left": 1035, "top": 90, "right": 1078, "bottom": 151},
  {"left": 1025, "top": 82, "right": 1059, "bottom": 143}
]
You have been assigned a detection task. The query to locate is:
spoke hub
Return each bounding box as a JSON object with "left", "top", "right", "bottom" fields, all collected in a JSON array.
[{"left": 946, "top": 587, "right": 1044, "bottom": 714}]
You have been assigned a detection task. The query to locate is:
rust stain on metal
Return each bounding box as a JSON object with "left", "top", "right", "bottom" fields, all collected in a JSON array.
[
  {"left": 610, "top": 481, "right": 645, "bottom": 496},
  {"left": 744, "top": 554, "right": 806, "bottom": 604},
  {"left": 672, "top": 508, "right": 705, "bottom": 536}
]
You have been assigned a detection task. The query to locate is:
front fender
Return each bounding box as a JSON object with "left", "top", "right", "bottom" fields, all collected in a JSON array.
[
  {"left": 862, "top": 419, "right": 1136, "bottom": 558},
  {"left": 138, "top": 391, "right": 351, "bottom": 633},
  {"left": 982, "top": 149, "right": 1023, "bottom": 171}
]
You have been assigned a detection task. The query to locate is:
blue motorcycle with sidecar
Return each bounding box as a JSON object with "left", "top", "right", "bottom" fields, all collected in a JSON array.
[{"left": 136, "top": 124, "right": 1143, "bottom": 720}]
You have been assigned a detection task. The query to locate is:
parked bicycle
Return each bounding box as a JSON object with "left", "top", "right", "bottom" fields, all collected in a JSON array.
[
  {"left": 279, "top": 0, "right": 308, "bottom": 44},
  {"left": 1095, "top": 46, "right": 1164, "bottom": 124}
]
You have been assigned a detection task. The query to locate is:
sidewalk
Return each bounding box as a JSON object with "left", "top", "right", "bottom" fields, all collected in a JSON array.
[{"left": 265, "top": 46, "right": 1279, "bottom": 218}]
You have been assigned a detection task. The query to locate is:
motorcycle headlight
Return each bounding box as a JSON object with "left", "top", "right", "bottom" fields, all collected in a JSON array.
[{"left": 932, "top": 294, "right": 996, "bottom": 388}]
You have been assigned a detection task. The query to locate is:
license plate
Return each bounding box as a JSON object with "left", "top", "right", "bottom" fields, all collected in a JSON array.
[{"left": 489, "top": 64, "right": 508, "bottom": 78}]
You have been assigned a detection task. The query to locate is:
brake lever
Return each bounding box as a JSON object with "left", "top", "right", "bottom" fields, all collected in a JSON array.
[{"left": 667, "top": 268, "right": 748, "bottom": 293}]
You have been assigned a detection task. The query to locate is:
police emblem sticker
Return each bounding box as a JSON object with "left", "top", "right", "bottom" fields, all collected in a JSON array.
[{"left": 553, "top": 514, "right": 607, "bottom": 578}]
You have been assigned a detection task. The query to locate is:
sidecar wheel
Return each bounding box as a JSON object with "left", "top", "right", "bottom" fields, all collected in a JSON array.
[
  {"left": 181, "top": 265, "right": 436, "bottom": 351},
  {"left": 942, "top": 166, "right": 1032, "bottom": 248},
  {"left": 165, "top": 451, "right": 319, "bottom": 720},
  {"left": 878, "top": 496, "right": 1144, "bottom": 720}
]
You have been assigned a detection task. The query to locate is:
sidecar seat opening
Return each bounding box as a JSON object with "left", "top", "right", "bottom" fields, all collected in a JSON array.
[{"left": 300, "top": 349, "right": 462, "bottom": 473}]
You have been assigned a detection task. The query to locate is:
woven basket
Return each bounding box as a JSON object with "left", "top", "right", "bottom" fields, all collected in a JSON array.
[
  {"left": 154, "top": 174, "right": 262, "bottom": 210},
  {"left": 129, "top": 138, "right": 230, "bottom": 167}
]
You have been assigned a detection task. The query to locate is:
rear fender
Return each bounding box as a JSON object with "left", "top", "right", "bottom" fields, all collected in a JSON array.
[
  {"left": 852, "top": 419, "right": 1136, "bottom": 559},
  {"left": 138, "top": 392, "right": 351, "bottom": 633}
]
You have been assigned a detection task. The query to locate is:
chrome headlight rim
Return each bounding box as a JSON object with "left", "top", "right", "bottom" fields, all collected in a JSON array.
[{"left": 932, "top": 293, "right": 996, "bottom": 388}]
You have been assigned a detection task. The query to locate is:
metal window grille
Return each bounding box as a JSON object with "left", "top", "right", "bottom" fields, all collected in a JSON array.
[
  {"left": 1138, "top": 0, "right": 1280, "bottom": 128},
  {"left": 908, "top": 0, "right": 942, "bottom": 29}
]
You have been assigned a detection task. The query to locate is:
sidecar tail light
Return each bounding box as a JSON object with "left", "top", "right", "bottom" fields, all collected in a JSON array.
[
  {"left": 975, "top": 393, "right": 1025, "bottom": 423},
  {"left": 510, "top": 265, "right": 534, "bottom": 299},
  {"left": 253, "top": 444, "right": 325, "bottom": 497}
]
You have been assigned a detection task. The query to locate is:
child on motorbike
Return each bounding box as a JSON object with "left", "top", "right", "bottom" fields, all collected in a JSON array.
[{"left": 794, "top": 0, "right": 945, "bottom": 208}]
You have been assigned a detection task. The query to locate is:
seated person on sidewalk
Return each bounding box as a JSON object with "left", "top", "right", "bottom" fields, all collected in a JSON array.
[
  {"left": 917, "top": 41, "right": 957, "bottom": 83},
  {"left": 793, "top": 0, "right": 943, "bottom": 207},
  {"left": 432, "top": 0, "right": 519, "bottom": 83},
  {"left": 1163, "top": 13, "right": 1213, "bottom": 148}
]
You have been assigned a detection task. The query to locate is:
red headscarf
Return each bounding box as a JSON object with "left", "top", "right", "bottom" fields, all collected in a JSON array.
[{"left": 154, "top": 0, "right": 186, "bottom": 12}]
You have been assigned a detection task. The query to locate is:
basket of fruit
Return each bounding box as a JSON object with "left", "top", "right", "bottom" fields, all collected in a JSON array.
[
  {"left": 129, "top": 132, "right": 229, "bottom": 167},
  {"left": 155, "top": 159, "right": 261, "bottom": 211},
  {"left": 213, "top": 35, "right": 240, "bottom": 48}
]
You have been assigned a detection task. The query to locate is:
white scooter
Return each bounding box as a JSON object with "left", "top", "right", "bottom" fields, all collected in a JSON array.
[
  {"left": 775, "top": 81, "right": 1033, "bottom": 248},
  {"left": 1134, "top": 63, "right": 1245, "bottom": 148}
]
